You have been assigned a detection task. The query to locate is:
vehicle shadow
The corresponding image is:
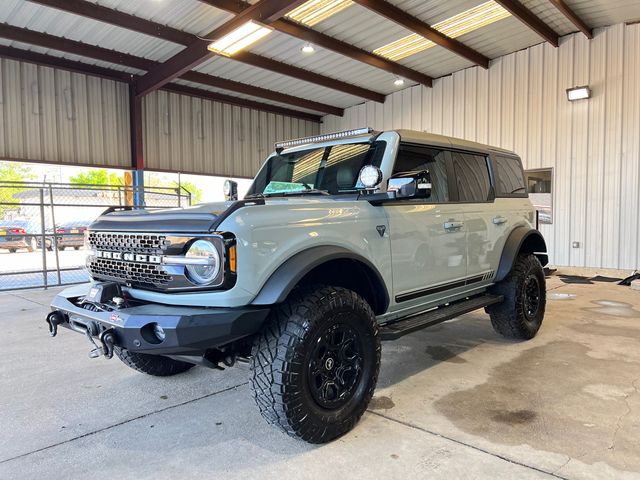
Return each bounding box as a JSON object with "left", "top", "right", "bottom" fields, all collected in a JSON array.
[{"left": 376, "top": 311, "right": 514, "bottom": 389}]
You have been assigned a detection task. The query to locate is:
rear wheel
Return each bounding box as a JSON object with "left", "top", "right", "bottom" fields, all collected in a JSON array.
[
  {"left": 487, "top": 254, "right": 546, "bottom": 340},
  {"left": 251, "top": 286, "right": 380, "bottom": 443},
  {"left": 113, "top": 346, "right": 194, "bottom": 376},
  {"left": 8, "top": 249, "right": 16, "bottom": 253}
]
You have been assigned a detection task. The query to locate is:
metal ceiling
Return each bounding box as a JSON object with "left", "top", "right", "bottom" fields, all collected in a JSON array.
[{"left": 0, "top": 0, "right": 639, "bottom": 118}]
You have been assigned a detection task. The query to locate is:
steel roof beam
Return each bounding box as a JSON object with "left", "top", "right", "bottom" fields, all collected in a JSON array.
[
  {"left": 0, "top": 24, "right": 342, "bottom": 116},
  {"left": 548, "top": 0, "right": 593, "bottom": 39},
  {"left": 353, "top": 0, "right": 490, "bottom": 68},
  {"left": 495, "top": 0, "right": 559, "bottom": 47},
  {"left": 200, "top": 0, "right": 433, "bottom": 87},
  {"left": 0, "top": 45, "right": 322, "bottom": 122},
  {"left": 135, "top": 0, "right": 309, "bottom": 97},
  {"left": 27, "top": 0, "right": 384, "bottom": 102}
]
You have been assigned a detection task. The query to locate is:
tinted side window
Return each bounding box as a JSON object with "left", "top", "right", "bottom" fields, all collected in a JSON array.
[
  {"left": 393, "top": 144, "right": 449, "bottom": 202},
  {"left": 451, "top": 152, "right": 491, "bottom": 202},
  {"left": 495, "top": 155, "right": 526, "bottom": 196}
]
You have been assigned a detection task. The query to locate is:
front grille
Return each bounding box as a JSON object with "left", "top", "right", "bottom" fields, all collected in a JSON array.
[
  {"left": 88, "top": 232, "right": 169, "bottom": 255},
  {"left": 88, "top": 258, "right": 173, "bottom": 288},
  {"left": 87, "top": 232, "right": 173, "bottom": 288}
]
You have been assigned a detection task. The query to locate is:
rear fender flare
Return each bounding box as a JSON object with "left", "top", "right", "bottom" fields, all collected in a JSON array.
[{"left": 496, "top": 227, "right": 548, "bottom": 282}]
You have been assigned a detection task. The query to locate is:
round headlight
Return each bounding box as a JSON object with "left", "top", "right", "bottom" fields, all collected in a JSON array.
[{"left": 185, "top": 239, "right": 220, "bottom": 285}]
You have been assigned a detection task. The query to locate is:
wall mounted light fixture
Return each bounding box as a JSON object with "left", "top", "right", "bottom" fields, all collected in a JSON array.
[{"left": 566, "top": 86, "right": 591, "bottom": 101}]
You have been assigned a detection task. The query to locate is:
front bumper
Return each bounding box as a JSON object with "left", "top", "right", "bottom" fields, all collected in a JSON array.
[{"left": 49, "top": 289, "right": 270, "bottom": 356}]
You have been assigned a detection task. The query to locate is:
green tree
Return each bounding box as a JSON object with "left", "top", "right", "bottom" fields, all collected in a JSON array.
[
  {"left": 178, "top": 180, "right": 203, "bottom": 204},
  {"left": 69, "top": 169, "right": 122, "bottom": 186},
  {"left": 0, "top": 163, "right": 35, "bottom": 217}
]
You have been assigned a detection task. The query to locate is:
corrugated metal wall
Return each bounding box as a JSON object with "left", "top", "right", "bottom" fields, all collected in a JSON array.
[
  {"left": 322, "top": 23, "right": 640, "bottom": 271},
  {"left": 0, "top": 57, "right": 319, "bottom": 178},
  {"left": 142, "top": 90, "right": 319, "bottom": 178},
  {"left": 0, "top": 58, "right": 131, "bottom": 168}
]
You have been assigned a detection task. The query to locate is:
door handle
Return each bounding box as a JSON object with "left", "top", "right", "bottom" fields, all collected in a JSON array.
[
  {"left": 443, "top": 221, "right": 464, "bottom": 231},
  {"left": 493, "top": 216, "right": 507, "bottom": 225}
]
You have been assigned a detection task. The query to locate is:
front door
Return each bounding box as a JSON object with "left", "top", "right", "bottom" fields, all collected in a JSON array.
[{"left": 384, "top": 144, "right": 467, "bottom": 313}]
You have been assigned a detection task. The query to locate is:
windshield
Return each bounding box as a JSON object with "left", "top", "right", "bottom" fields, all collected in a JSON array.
[{"left": 247, "top": 141, "right": 386, "bottom": 196}]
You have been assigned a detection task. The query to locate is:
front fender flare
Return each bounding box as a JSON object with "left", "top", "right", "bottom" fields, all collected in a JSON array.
[
  {"left": 251, "top": 245, "right": 389, "bottom": 312},
  {"left": 496, "top": 227, "right": 548, "bottom": 282}
]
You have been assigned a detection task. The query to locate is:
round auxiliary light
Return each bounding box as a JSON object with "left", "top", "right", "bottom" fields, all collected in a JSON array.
[
  {"left": 185, "top": 239, "right": 220, "bottom": 285},
  {"left": 152, "top": 323, "right": 166, "bottom": 342},
  {"left": 358, "top": 165, "right": 383, "bottom": 189}
]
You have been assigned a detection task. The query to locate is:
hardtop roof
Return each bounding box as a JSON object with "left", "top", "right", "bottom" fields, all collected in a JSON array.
[{"left": 394, "top": 129, "right": 516, "bottom": 156}]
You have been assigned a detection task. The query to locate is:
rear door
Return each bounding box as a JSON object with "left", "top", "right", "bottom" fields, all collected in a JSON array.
[
  {"left": 384, "top": 143, "right": 467, "bottom": 312},
  {"left": 451, "top": 151, "right": 525, "bottom": 282}
]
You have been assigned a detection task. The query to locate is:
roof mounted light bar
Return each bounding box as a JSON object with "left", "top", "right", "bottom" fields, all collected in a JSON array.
[{"left": 275, "top": 127, "right": 375, "bottom": 150}]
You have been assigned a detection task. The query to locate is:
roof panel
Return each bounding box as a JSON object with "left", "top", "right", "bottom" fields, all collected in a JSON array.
[
  {"left": 521, "top": 0, "right": 575, "bottom": 36},
  {"left": 195, "top": 54, "right": 362, "bottom": 107},
  {"left": 250, "top": 31, "right": 403, "bottom": 95},
  {"left": 86, "top": 0, "right": 233, "bottom": 37},
  {"left": 565, "top": 0, "right": 640, "bottom": 28},
  {"left": 173, "top": 78, "right": 324, "bottom": 115}
]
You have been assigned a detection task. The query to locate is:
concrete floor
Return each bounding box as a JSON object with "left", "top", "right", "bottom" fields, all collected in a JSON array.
[{"left": 1, "top": 276, "right": 639, "bottom": 479}]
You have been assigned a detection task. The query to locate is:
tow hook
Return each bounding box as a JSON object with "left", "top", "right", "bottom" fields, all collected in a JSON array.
[
  {"left": 46, "top": 311, "right": 65, "bottom": 337},
  {"left": 99, "top": 328, "right": 116, "bottom": 359}
]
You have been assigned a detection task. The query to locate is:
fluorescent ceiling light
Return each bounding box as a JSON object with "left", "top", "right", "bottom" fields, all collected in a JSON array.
[
  {"left": 286, "top": 0, "right": 353, "bottom": 27},
  {"left": 566, "top": 86, "right": 591, "bottom": 101},
  {"left": 207, "top": 21, "right": 272, "bottom": 56},
  {"left": 374, "top": 0, "right": 511, "bottom": 61}
]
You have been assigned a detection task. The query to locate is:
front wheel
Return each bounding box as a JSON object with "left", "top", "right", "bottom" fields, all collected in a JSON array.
[
  {"left": 250, "top": 286, "right": 380, "bottom": 443},
  {"left": 487, "top": 254, "right": 546, "bottom": 340},
  {"left": 113, "top": 347, "right": 194, "bottom": 376}
]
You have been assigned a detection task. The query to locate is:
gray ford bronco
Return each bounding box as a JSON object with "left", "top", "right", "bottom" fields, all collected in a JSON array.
[{"left": 47, "top": 128, "right": 548, "bottom": 443}]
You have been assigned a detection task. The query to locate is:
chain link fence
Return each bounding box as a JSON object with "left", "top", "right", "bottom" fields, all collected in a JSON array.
[{"left": 0, "top": 181, "right": 192, "bottom": 291}]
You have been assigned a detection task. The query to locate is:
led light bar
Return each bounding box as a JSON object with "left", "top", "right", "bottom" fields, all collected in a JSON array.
[
  {"left": 275, "top": 127, "right": 374, "bottom": 149},
  {"left": 207, "top": 21, "right": 272, "bottom": 56},
  {"left": 286, "top": 0, "right": 353, "bottom": 27},
  {"left": 566, "top": 86, "right": 591, "bottom": 101},
  {"left": 374, "top": 1, "right": 511, "bottom": 61}
]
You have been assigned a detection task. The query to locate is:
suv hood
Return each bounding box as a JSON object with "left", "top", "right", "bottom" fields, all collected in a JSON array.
[
  {"left": 89, "top": 196, "right": 357, "bottom": 233},
  {"left": 89, "top": 201, "right": 234, "bottom": 233}
]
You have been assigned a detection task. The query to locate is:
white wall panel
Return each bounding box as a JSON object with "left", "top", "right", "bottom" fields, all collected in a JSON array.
[
  {"left": 142, "top": 91, "right": 319, "bottom": 178},
  {"left": 322, "top": 23, "right": 640, "bottom": 270},
  {"left": 0, "top": 58, "right": 130, "bottom": 168}
]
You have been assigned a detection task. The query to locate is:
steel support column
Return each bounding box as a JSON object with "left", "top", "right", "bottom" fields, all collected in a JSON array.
[{"left": 129, "top": 83, "right": 145, "bottom": 207}]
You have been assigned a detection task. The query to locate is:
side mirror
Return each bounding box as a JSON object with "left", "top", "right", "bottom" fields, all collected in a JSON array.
[
  {"left": 223, "top": 179, "right": 238, "bottom": 201},
  {"left": 387, "top": 170, "right": 432, "bottom": 199}
]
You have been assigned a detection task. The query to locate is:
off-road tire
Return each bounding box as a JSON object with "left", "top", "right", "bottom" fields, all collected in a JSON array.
[
  {"left": 113, "top": 346, "right": 194, "bottom": 376},
  {"left": 250, "top": 286, "right": 380, "bottom": 443},
  {"left": 8, "top": 248, "right": 16, "bottom": 253},
  {"left": 487, "top": 254, "right": 546, "bottom": 340}
]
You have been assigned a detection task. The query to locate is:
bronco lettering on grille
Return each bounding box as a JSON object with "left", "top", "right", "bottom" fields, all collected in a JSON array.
[{"left": 96, "top": 250, "right": 161, "bottom": 264}]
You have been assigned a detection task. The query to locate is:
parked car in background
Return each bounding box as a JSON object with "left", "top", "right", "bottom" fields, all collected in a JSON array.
[
  {"left": 0, "top": 220, "right": 38, "bottom": 253},
  {"left": 41, "top": 222, "right": 90, "bottom": 251}
]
